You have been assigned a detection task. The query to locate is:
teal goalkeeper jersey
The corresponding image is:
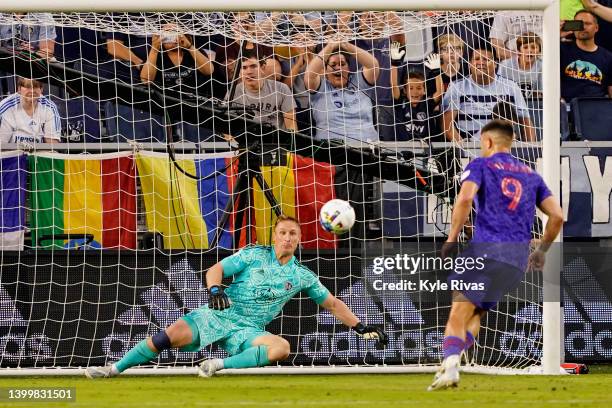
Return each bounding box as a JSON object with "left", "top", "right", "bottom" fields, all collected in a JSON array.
[{"left": 220, "top": 246, "right": 331, "bottom": 328}]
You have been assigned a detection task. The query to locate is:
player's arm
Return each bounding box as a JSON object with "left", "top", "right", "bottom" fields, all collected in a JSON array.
[
  {"left": 446, "top": 180, "right": 479, "bottom": 243},
  {"left": 319, "top": 294, "right": 388, "bottom": 346},
  {"left": 529, "top": 196, "right": 564, "bottom": 269}
]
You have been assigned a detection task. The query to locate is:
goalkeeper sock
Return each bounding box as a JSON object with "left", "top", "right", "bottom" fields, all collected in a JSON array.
[
  {"left": 114, "top": 340, "right": 159, "bottom": 373},
  {"left": 223, "top": 345, "right": 270, "bottom": 369},
  {"left": 442, "top": 336, "right": 465, "bottom": 359},
  {"left": 464, "top": 332, "right": 475, "bottom": 351}
]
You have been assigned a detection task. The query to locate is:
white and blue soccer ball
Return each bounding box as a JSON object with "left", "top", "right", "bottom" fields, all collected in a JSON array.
[{"left": 319, "top": 199, "right": 356, "bottom": 235}]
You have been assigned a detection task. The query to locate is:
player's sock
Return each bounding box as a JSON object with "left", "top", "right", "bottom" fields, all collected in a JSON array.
[
  {"left": 442, "top": 336, "right": 465, "bottom": 359},
  {"left": 223, "top": 345, "right": 270, "bottom": 369},
  {"left": 464, "top": 332, "right": 475, "bottom": 351},
  {"left": 114, "top": 340, "right": 158, "bottom": 373}
]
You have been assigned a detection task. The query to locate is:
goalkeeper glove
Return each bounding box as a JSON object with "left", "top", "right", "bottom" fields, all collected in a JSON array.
[
  {"left": 208, "top": 285, "right": 231, "bottom": 310},
  {"left": 390, "top": 41, "right": 406, "bottom": 67},
  {"left": 423, "top": 53, "right": 441, "bottom": 77},
  {"left": 353, "top": 322, "right": 389, "bottom": 346}
]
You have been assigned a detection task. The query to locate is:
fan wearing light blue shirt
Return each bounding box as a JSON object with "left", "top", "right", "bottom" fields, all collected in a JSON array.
[
  {"left": 442, "top": 48, "right": 536, "bottom": 142},
  {"left": 304, "top": 41, "right": 380, "bottom": 142}
]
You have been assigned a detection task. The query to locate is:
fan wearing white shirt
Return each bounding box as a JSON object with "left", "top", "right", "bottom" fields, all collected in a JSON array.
[{"left": 0, "top": 77, "right": 61, "bottom": 144}]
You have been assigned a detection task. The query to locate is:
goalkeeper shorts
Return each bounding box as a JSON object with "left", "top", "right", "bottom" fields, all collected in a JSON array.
[{"left": 180, "top": 306, "right": 271, "bottom": 356}]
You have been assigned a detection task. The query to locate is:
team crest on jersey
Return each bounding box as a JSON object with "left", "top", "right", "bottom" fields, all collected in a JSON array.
[{"left": 285, "top": 281, "right": 293, "bottom": 291}]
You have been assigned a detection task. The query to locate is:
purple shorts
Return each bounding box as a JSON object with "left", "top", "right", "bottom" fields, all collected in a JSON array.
[{"left": 447, "top": 259, "right": 524, "bottom": 311}]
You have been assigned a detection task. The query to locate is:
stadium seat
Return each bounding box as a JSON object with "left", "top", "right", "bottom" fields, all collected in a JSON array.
[
  {"left": 570, "top": 97, "right": 612, "bottom": 141},
  {"left": 104, "top": 102, "right": 166, "bottom": 143},
  {"left": 65, "top": 97, "right": 104, "bottom": 142}
]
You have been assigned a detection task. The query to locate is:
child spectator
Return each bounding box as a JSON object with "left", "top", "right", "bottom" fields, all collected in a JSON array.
[
  {"left": 391, "top": 56, "right": 443, "bottom": 141},
  {"left": 497, "top": 32, "right": 543, "bottom": 100}
]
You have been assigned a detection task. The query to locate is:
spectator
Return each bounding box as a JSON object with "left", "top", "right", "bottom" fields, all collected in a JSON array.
[
  {"left": 262, "top": 55, "right": 283, "bottom": 82},
  {"left": 0, "top": 13, "right": 56, "bottom": 59},
  {"left": 437, "top": 34, "right": 467, "bottom": 90},
  {"left": 226, "top": 49, "right": 296, "bottom": 131},
  {"left": 282, "top": 41, "right": 318, "bottom": 132},
  {"left": 497, "top": 32, "right": 543, "bottom": 100},
  {"left": 352, "top": 11, "right": 405, "bottom": 141},
  {"left": 140, "top": 26, "right": 214, "bottom": 97},
  {"left": 0, "top": 77, "right": 60, "bottom": 144},
  {"left": 561, "top": 10, "right": 612, "bottom": 101},
  {"left": 391, "top": 55, "right": 444, "bottom": 141},
  {"left": 304, "top": 42, "right": 380, "bottom": 141},
  {"left": 442, "top": 48, "right": 535, "bottom": 142},
  {"left": 489, "top": 12, "right": 542, "bottom": 61},
  {"left": 102, "top": 31, "right": 150, "bottom": 81}
]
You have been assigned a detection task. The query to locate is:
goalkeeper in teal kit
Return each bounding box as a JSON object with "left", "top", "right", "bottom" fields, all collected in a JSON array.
[{"left": 86, "top": 215, "right": 387, "bottom": 378}]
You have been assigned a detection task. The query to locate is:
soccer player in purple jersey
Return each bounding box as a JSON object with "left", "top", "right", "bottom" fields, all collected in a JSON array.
[{"left": 428, "top": 120, "right": 563, "bottom": 391}]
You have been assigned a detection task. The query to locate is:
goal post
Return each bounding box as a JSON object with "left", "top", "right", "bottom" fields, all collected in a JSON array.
[{"left": 0, "top": 1, "right": 562, "bottom": 376}]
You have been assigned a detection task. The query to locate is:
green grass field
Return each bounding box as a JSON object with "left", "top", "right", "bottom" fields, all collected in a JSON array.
[{"left": 1, "top": 366, "right": 611, "bottom": 408}]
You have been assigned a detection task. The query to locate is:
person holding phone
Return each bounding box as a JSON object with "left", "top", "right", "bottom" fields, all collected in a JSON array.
[{"left": 560, "top": 9, "right": 612, "bottom": 101}]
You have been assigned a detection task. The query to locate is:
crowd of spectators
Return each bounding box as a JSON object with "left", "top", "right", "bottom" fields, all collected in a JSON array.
[{"left": 1, "top": 4, "right": 612, "bottom": 145}]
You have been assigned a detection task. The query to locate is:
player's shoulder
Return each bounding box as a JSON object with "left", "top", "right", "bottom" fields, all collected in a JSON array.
[
  {"left": 465, "top": 156, "right": 486, "bottom": 170},
  {"left": 237, "top": 244, "right": 271, "bottom": 256}
]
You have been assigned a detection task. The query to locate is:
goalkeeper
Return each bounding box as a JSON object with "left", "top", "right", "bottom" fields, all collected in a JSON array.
[{"left": 86, "top": 215, "right": 388, "bottom": 378}]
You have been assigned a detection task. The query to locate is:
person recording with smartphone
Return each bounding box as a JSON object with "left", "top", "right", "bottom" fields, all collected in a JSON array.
[{"left": 560, "top": 9, "right": 612, "bottom": 102}]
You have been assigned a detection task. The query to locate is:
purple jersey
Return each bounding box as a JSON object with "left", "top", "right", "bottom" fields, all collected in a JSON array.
[{"left": 461, "top": 152, "right": 552, "bottom": 269}]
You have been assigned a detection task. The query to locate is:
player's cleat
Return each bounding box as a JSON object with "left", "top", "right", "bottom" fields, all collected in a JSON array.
[
  {"left": 198, "top": 359, "right": 222, "bottom": 378},
  {"left": 427, "top": 355, "right": 460, "bottom": 391},
  {"left": 85, "top": 365, "right": 116, "bottom": 379}
]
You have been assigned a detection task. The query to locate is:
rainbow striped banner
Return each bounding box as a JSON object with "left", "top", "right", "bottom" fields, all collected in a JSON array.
[{"left": 29, "top": 152, "right": 138, "bottom": 249}]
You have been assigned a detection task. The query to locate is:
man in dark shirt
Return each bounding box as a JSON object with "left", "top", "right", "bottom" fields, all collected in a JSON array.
[{"left": 561, "top": 9, "right": 612, "bottom": 101}]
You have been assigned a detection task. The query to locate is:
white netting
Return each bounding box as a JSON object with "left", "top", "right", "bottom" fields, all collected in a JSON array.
[{"left": 0, "top": 10, "right": 549, "bottom": 373}]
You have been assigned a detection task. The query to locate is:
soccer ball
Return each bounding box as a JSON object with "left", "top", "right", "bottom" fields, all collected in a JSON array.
[{"left": 319, "top": 199, "right": 356, "bottom": 235}]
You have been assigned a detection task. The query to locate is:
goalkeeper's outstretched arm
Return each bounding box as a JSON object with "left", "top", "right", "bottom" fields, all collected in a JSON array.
[{"left": 320, "top": 295, "right": 389, "bottom": 345}]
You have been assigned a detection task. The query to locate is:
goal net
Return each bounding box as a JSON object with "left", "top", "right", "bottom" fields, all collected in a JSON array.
[{"left": 0, "top": 8, "right": 558, "bottom": 374}]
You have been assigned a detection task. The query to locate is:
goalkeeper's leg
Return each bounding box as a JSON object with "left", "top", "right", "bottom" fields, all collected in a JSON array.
[
  {"left": 86, "top": 319, "right": 195, "bottom": 379},
  {"left": 199, "top": 334, "right": 289, "bottom": 377}
]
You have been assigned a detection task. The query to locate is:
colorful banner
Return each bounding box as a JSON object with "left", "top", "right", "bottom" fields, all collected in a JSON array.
[
  {"left": 0, "top": 152, "right": 26, "bottom": 250},
  {"left": 29, "top": 152, "right": 137, "bottom": 249},
  {"left": 136, "top": 151, "right": 234, "bottom": 249},
  {"left": 136, "top": 151, "right": 338, "bottom": 250},
  {"left": 254, "top": 153, "right": 337, "bottom": 248}
]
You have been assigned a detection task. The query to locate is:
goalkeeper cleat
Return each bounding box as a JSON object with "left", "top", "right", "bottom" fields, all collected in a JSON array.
[
  {"left": 198, "top": 359, "right": 221, "bottom": 378},
  {"left": 427, "top": 355, "right": 460, "bottom": 391},
  {"left": 85, "top": 365, "right": 116, "bottom": 379}
]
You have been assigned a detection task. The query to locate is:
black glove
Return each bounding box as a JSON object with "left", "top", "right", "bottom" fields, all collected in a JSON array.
[
  {"left": 353, "top": 322, "right": 389, "bottom": 346},
  {"left": 208, "top": 285, "right": 231, "bottom": 310}
]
